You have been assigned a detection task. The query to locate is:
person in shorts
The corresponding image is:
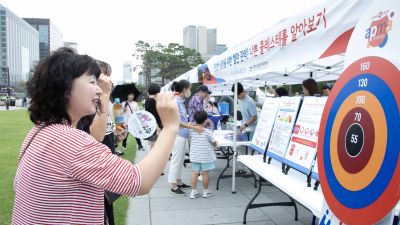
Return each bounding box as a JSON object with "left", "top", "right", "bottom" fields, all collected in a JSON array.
[{"left": 189, "top": 110, "right": 218, "bottom": 199}]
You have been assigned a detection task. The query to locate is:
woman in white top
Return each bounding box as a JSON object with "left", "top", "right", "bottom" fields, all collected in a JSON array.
[{"left": 122, "top": 92, "right": 144, "bottom": 151}]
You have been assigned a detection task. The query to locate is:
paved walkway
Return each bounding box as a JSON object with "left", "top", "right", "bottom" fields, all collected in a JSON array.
[
  {"left": 0, "top": 105, "right": 27, "bottom": 111},
  {"left": 127, "top": 143, "right": 318, "bottom": 225}
]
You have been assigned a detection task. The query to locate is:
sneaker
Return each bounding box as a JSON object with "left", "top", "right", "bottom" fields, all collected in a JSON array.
[
  {"left": 122, "top": 146, "right": 127, "bottom": 150},
  {"left": 116, "top": 150, "right": 124, "bottom": 156},
  {"left": 170, "top": 188, "right": 186, "bottom": 196},
  {"left": 203, "top": 190, "right": 212, "bottom": 198},
  {"left": 177, "top": 183, "right": 191, "bottom": 189},
  {"left": 138, "top": 145, "right": 145, "bottom": 151},
  {"left": 190, "top": 190, "right": 200, "bottom": 199},
  {"left": 197, "top": 174, "right": 203, "bottom": 182}
]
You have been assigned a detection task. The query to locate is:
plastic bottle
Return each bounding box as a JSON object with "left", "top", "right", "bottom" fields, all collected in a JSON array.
[
  {"left": 113, "top": 98, "right": 125, "bottom": 133},
  {"left": 217, "top": 121, "right": 222, "bottom": 134}
]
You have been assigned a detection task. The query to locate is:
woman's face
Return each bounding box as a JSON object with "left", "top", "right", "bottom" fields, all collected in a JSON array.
[
  {"left": 302, "top": 85, "right": 310, "bottom": 96},
  {"left": 128, "top": 94, "right": 134, "bottom": 101},
  {"left": 68, "top": 73, "right": 102, "bottom": 122}
]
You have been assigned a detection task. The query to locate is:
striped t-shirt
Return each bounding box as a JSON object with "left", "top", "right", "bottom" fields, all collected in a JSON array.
[
  {"left": 189, "top": 128, "right": 216, "bottom": 163},
  {"left": 12, "top": 123, "right": 142, "bottom": 224}
]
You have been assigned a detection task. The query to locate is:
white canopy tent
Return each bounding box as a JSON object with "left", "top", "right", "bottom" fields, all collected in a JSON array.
[{"left": 161, "top": 0, "right": 374, "bottom": 193}]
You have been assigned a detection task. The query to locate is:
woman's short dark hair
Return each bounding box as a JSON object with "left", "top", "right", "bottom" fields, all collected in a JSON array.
[
  {"left": 148, "top": 83, "right": 161, "bottom": 95},
  {"left": 213, "top": 102, "right": 218, "bottom": 107},
  {"left": 96, "top": 60, "right": 114, "bottom": 103},
  {"left": 275, "top": 87, "right": 289, "bottom": 97},
  {"left": 171, "top": 80, "right": 190, "bottom": 93},
  {"left": 27, "top": 47, "right": 102, "bottom": 126},
  {"left": 96, "top": 60, "right": 112, "bottom": 76},
  {"left": 302, "top": 78, "right": 321, "bottom": 96}
]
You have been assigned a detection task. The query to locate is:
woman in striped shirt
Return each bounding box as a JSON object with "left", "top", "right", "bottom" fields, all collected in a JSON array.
[{"left": 12, "top": 48, "right": 180, "bottom": 224}]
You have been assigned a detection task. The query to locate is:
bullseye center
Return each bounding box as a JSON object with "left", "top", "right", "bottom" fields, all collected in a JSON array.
[{"left": 345, "top": 123, "right": 365, "bottom": 157}]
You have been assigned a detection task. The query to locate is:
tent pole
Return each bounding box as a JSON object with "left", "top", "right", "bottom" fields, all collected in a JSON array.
[
  {"left": 232, "top": 80, "right": 238, "bottom": 194},
  {"left": 264, "top": 82, "right": 267, "bottom": 95}
]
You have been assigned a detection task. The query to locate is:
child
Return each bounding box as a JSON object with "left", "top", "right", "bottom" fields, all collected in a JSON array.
[{"left": 189, "top": 110, "right": 218, "bottom": 198}]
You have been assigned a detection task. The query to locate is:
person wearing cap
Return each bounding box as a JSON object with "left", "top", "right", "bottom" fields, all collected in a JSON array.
[{"left": 188, "top": 85, "right": 212, "bottom": 123}]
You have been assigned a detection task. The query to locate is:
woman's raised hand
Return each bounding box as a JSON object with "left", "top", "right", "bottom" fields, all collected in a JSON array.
[
  {"left": 97, "top": 74, "right": 112, "bottom": 95},
  {"left": 156, "top": 93, "right": 180, "bottom": 131}
]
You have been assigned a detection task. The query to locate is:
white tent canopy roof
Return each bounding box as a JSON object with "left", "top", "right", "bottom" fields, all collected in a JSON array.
[{"left": 163, "top": 0, "right": 372, "bottom": 93}]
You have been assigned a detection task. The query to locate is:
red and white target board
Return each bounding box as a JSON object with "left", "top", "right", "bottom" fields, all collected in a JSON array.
[{"left": 318, "top": 0, "right": 400, "bottom": 224}]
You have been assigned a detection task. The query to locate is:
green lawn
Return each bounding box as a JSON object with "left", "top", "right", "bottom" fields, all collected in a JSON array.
[{"left": 0, "top": 109, "right": 137, "bottom": 225}]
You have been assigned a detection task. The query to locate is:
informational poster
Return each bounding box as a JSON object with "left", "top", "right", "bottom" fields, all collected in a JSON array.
[
  {"left": 311, "top": 158, "right": 319, "bottom": 181},
  {"left": 251, "top": 97, "right": 281, "bottom": 154},
  {"left": 267, "top": 96, "right": 301, "bottom": 162},
  {"left": 283, "top": 97, "right": 327, "bottom": 174}
]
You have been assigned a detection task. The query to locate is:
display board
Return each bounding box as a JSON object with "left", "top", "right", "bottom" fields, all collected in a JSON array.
[
  {"left": 318, "top": 0, "right": 400, "bottom": 224},
  {"left": 251, "top": 97, "right": 281, "bottom": 153},
  {"left": 311, "top": 158, "right": 319, "bottom": 181},
  {"left": 266, "top": 96, "right": 301, "bottom": 162},
  {"left": 283, "top": 96, "right": 327, "bottom": 175}
]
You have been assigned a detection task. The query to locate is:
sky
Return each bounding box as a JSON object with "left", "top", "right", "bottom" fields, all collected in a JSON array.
[{"left": 3, "top": 0, "right": 322, "bottom": 84}]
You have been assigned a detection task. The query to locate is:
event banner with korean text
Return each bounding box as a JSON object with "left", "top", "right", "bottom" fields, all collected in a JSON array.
[
  {"left": 194, "top": 0, "right": 373, "bottom": 85},
  {"left": 267, "top": 96, "right": 301, "bottom": 162},
  {"left": 251, "top": 97, "right": 281, "bottom": 154},
  {"left": 283, "top": 96, "right": 327, "bottom": 175}
]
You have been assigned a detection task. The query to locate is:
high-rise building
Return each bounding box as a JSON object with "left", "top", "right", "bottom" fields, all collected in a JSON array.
[
  {"left": 183, "top": 25, "right": 220, "bottom": 62},
  {"left": 183, "top": 25, "right": 197, "bottom": 51},
  {"left": 64, "top": 41, "right": 78, "bottom": 53},
  {"left": 23, "top": 18, "right": 63, "bottom": 60},
  {"left": 217, "top": 44, "right": 228, "bottom": 55},
  {"left": 0, "top": 5, "right": 39, "bottom": 86},
  {"left": 137, "top": 74, "right": 144, "bottom": 85},
  {"left": 207, "top": 28, "right": 217, "bottom": 55},
  {"left": 197, "top": 25, "right": 207, "bottom": 54},
  {"left": 123, "top": 61, "right": 132, "bottom": 82}
]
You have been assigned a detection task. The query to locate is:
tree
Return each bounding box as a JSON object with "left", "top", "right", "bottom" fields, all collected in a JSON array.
[
  {"left": 132, "top": 41, "right": 204, "bottom": 87},
  {"left": 132, "top": 41, "right": 158, "bottom": 88}
]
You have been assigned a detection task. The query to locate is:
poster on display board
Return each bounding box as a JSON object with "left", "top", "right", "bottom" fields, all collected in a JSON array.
[
  {"left": 250, "top": 97, "right": 281, "bottom": 154},
  {"left": 266, "top": 96, "right": 301, "bottom": 162},
  {"left": 283, "top": 96, "right": 327, "bottom": 175},
  {"left": 317, "top": 0, "right": 400, "bottom": 224}
]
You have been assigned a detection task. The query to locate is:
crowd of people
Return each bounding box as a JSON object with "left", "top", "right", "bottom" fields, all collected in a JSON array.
[{"left": 11, "top": 47, "right": 334, "bottom": 224}]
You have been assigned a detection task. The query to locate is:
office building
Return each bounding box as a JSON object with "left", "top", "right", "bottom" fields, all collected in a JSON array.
[
  {"left": 137, "top": 74, "right": 144, "bottom": 85},
  {"left": 183, "top": 25, "right": 221, "bottom": 62},
  {"left": 183, "top": 25, "right": 197, "bottom": 51},
  {"left": 64, "top": 41, "right": 78, "bottom": 53},
  {"left": 23, "top": 18, "right": 63, "bottom": 60},
  {"left": 217, "top": 44, "right": 228, "bottom": 55},
  {"left": 123, "top": 61, "right": 132, "bottom": 82},
  {"left": 197, "top": 25, "right": 207, "bottom": 54},
  {"left": 207, "top": 28, "right": 217, "bottom": 55},
  {"left": 0, "top": 5, "right": 39, "bottom": 88}
]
